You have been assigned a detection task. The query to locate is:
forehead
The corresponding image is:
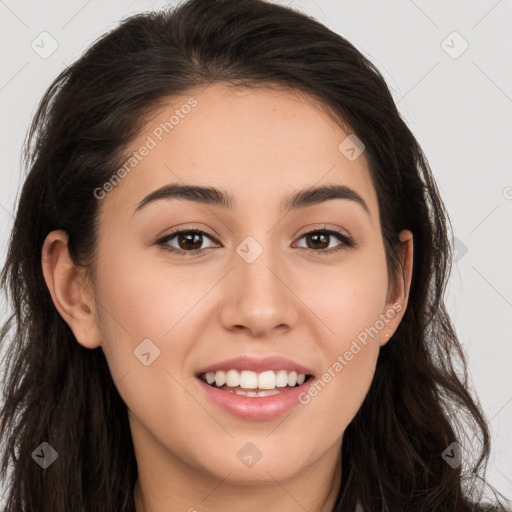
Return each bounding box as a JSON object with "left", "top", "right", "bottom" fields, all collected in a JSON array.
[{"left": 100, "top": 83, "right": 378, "bottom": 222}]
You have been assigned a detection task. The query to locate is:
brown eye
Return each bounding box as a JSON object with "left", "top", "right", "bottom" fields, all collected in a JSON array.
[
  {"left": 304, "top": 232, "right": 330, "bottom": 250},
  {"left": 176, "top": 231, "right": 203, "bottom": 251},
  {"left": 295, "top": 229, "right": 354, "bottom": 252},
  {"left": 158, "top": 230, "right": 218, "bottom": 255}
]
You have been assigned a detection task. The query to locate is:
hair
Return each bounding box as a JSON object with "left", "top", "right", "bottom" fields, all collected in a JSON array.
[{"left": 0, "top": 0, "right": 509, "bottom": 511}]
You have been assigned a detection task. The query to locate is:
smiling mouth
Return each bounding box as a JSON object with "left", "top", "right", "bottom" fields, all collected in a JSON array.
[{"left": 198, "top": 369, "right": 314, "bottom": 397}]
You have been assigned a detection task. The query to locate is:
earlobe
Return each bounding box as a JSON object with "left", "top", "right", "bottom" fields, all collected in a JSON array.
[
  {"left": 380, "top": 229, "right": 414, "bottom": 346},
  {"left": 41, "top": 230, "right": 102, "bottom": 349}
]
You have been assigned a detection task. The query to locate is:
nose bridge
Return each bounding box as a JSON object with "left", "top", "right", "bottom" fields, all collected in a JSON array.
[
  {"left": 221, "top": 233, "right": 298, "bottom": 334},
  {"left": 236, "top": 234, "right": 286, "bottom": 307}
]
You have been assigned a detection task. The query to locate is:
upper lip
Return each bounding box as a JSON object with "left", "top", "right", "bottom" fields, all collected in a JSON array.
[{"left": 196, "top": 355, "right": 314, "bottom": 377}]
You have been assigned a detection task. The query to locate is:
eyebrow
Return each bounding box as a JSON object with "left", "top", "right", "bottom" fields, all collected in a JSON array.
[{"left": 134, "top": 183, "right": 370, "bottom": 217}]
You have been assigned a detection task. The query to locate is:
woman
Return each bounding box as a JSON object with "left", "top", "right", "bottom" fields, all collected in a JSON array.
[{"left": 0, "top": 0, "right": 509, "bottom": 510}]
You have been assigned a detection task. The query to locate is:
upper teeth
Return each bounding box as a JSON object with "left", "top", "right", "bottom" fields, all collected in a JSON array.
[{"left": 203, "top": 370, "right": 307, "bottom": 389}]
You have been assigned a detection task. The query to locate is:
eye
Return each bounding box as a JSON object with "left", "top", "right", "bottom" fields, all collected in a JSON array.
[
  {"left": 156, "top": 226, "right": 356, "bottom": 256},
  {"left": 157, "top": 229, "right": 219, "bottom": 256},
  {"left": 294, "top": 226, "right": 355, "bottom": 253}
]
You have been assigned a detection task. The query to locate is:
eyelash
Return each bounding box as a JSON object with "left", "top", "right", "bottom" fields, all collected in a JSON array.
[{"left": 156, "top": 226, "right": 356, "bottom": 257}]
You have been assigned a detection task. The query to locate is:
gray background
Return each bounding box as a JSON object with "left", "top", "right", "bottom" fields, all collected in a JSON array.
[{"left": 0, "top": 0, "right": 511, "bottom": 506}]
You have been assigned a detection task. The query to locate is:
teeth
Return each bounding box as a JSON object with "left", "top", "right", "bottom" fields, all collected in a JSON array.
[
  {"left": 241, "top": 370, "right": 258, "bottom": 389},
  {"left": 226, "top": 388, "right": 282, "bottom": 397},
  {"left": 275, "top": 370, "right": 289, "bottom": 387},
  {"left": 258, "top": 370, "right": 275, "bottom": 389},
  {"left": 203, "top": 369, "right": 308, "bottom": 390},
  {"left": 214, "top": 370, "right": 226, "bottom": 386},
  {"left": 225, "top": 369, "right": 240, "bottom": 387}
]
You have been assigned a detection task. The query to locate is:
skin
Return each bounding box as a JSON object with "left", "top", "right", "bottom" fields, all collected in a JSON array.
[{"left": 42, "top": 83, "right": 413, "bottom": 512}]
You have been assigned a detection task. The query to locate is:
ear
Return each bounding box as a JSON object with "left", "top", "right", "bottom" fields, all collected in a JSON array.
[
  {"left": 379, "top": 229, "right": 413, "bottom": 346},
  {"left": 41, "top": 230, "right": 102, "bottom": 349}
]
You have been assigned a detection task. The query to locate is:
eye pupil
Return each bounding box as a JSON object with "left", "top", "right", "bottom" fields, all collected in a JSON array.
[
  {"left": 308, "top": 233, "right": 329, "bottom": 249},
  {"left": 178, "top": 232, "right": 202, "bottom": 250}
]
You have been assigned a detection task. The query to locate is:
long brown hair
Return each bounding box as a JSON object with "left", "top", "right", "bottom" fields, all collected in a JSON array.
[{"left": 0, "top": 0, "right": 509, "bottom": 510}]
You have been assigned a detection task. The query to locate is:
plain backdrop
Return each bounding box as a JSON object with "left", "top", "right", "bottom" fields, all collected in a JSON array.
[{"left": 0, "top": 0, "right": 511, "bottom": 507}]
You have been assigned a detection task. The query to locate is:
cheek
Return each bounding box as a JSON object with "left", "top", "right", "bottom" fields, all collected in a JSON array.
[
  {"left": 301, "top": 244, "right": 389, "bottom": 346},
  {"left": 295, "top": 247, "right": 388, "bottom": 428},
  {"left": 297, "top": 300, "right": 382, "bottom": 439},
  {"left": 95, "top": 238, "right": 203, "bottom": 337},
  {"left": 92, "top": 244, "right": 194, "bottom": 385},
  {"left": 93, "top": 250, "right": 207, "bottom": 448}
]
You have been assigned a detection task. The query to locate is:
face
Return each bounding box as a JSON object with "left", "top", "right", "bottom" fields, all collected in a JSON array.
[{"left": 43, "top": 83, "right": 412, "bottom": 498}]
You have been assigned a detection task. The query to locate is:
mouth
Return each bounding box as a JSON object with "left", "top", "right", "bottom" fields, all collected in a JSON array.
[
  {"left": 197, "top": 369, "right": 315, "bottom": 397},
  {"left": 194, "top": 356, "right": 316, "bottom": 420}
]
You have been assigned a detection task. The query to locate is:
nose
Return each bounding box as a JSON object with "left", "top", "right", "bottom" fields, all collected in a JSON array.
[{"left": 220, "top": 244, "right": 299, "bottom": 337}]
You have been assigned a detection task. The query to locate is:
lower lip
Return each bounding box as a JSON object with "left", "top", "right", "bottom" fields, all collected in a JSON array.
[{"left": 195, "top": 377, "right": 314, "bottom": 421}]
